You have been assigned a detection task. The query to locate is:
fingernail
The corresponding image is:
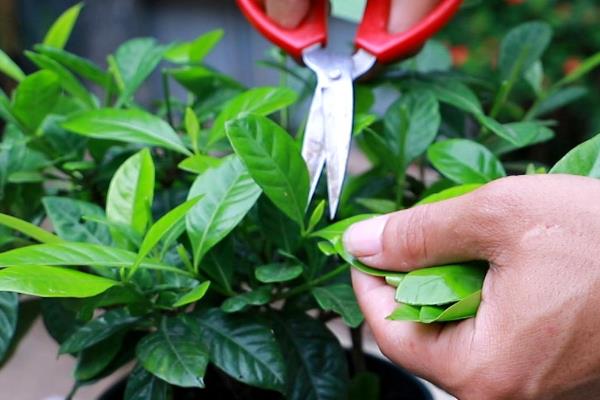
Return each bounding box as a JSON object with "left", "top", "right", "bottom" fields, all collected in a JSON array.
[{"left": 343, "top": 215, "right": 389, "bottom": 257}]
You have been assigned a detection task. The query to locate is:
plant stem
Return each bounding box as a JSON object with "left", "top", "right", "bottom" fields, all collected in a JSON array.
[
  {"left": 350, "top": 326, "right": 367, "bottom": 374},
  {"left": 162, "top": 70, "right": 174, "bottom": 127},
  {"left": 278, "top": 264, "right": 349, "bottom": 300}
]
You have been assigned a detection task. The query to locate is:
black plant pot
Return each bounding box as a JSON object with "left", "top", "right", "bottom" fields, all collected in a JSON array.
[{"left": 99, "top": 352, "right": 432, "bottom": 400}]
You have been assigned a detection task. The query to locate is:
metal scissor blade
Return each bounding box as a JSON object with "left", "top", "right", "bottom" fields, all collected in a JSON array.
[
  {"left": 302, "top": 83, "right": 326, "bottom": 202},
  {"left": 323, "top": 73, "right": 355, "bottom": 219}
]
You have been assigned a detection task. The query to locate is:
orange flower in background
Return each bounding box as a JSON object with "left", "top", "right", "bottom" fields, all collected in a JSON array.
[
  {"left": 450, "top": 45, "right": 469, "bottom": 66},
  {"left": 505, "top": 0, "right": 524, "bottom": 5},
  {"left": 563, "top": 57, "right": 582, "bottom": 76}
]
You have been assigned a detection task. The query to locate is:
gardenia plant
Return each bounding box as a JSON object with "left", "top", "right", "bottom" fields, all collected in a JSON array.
[{"left": 0, "top": 3, "right": 599, "bottom": 399}]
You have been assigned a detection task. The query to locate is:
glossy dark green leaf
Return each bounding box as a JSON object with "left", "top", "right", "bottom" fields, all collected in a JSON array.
[
  {"left": 255, "top": 263, "right": 303, "bottom": 283},
  {"left": 227, "top": 115, "right": 309, "bottom": 227},
  {"left": 0, "top": 266, "right": 118, "bottom": 298},
  {"left": 112, "top": 38, "right": 165, "bottom": 105},
  {"left": 60, "top": 308, "right": 142, "bottom": 354},
  {"left": 386, "top": 303, "right": 421, "bottom": 322},
  {"left": 201, "top": 242, "right": 234, "bottom": 295},
  {"left": 210, "top": 87, "right": 298, "bottom": 144},
  {"left": 164, "top": 29, "right": 224, "bottom": 64},
  {"left": 0, "top": 213, "right": 62, "bottom": 244},
  {"left": 273, "top": 312, "right": 348, "bottom": 400},
  {"left": 43, "top": 3, "right": 83, "bottom": 49},
  {"left": 0, "top": 242, "right": 186, "bottom": 276},
  {"left": 63, "top": 109, "right": 190, "bottom": 155},
  {"left": 0, "top": 292, "right": 18, "bottom": 363},
  {"left": 193, "top": 308, "right": 285, "bottom": 391},
  {"left": 167, "top": 66, "right": 243, "bottom": 99},
  {"left": 418, "top": 290, "right": 482, "bottom": 323},
  {"left": 75, "top": 333, "right": 123, "bottom": 382},
  {"left": 0, "top": 49, "right": 25, "bottom": 82},
  {"left": 258, "top": 199, "right": 301, "bottom": 253},
  {"left": 186, "top": 156, "right": 261, "bottom": 266},
  {"left": 43, "top": 197, "right": 111, "bottom": 245},
  {"left": 384, "top": 90, "right": 440, "bottom": 167},
  {"left": 312, "top": 284, "right": 364, "bottom": 328},
  {"left": 34, "top": 44, "right": 111, "bottom": 86},
  {"left": 11, "top": 70, "right": 61, "bottom": 131},
  {"left": 499, "top": 21, "right": 552, "bottom": 81},
  {"left": 124, "top": 364, "right": 172, "bottom": 400},
  {"left": 41, "top": 299, "right": 82, "bottom": 344},
  {"left": 106, "top": 149, "right": 155, "bottom": 246},
  {"left": 427, "top": 139, "right": 506, "bottom": 184},
  {"left": 221, "top": 286, "right": 272, "bottom": 313},
  {"left": 395, "top": 264, "right": 486, "bottom": 306},
  {"left": 137, "top": 316, "right": 208, "bottom": 388},
  {"left": 416, "top": 184, "right": 482, "bottom": 206},
  {"left": 550, "top": 133, "right": 600, "bottom": 177},
  {"left": 172, "top": 281, "right": 211, "bottom": 308}
]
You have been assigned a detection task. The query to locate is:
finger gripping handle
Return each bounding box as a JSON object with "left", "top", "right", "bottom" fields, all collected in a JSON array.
[
  {"left": 356, "top": 0, "right": 462, "bottom": 64},
  {"left": 236, "top": 0, "right": 328, "bottom": 60}
]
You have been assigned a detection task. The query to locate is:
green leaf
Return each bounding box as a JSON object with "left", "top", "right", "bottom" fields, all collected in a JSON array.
[
  {"left": 0, "top": 266, "right": 118, "bottom": 298},
  {"left": 0, "top": 242, "right": 186, "bottom": 275},
  {"left": 186, "top": 156, "right": 261, "bottom": 265},
  {"left": 550, "top": 133, "right": 600, "bottom": 177},
  {"left": 349, "top": 372, "right": 380, "bottom": 400},
  {"left": 416, "top": 184, "right": 482, "bottom": 206},
  {"left": 475, "top": 114, "right": 521, "bottom": 146},
  {"left": 384, "top": 90, "right": 440, "bottom": 167},
  {"left": 210, "top": 87, "right": 298, "bottom": 145},
  {"left": 43, "top": 3, "right": 83, "bottom": 49},
  {"left": 221, "top": 286, "right": 272, "bottom": 313},
  {"left": 0, "top": 49, "right": 25, "bottom": 82},
  {"left": 355, "top": 198, "right": 396, "bottom": 214},
  {"left": 534, "top": 86, "right": 588, "bottom": 117},
  {"left": 307, "top": 200, "right": 326, "bottom": 233},
  {"left": 130, "top": 196, "right": 202, "bottom": 278},
  {"left": 60, "top": 308, "right": 142, "bottom": 354},
  {"left": 164, "top": 29, "right": 224, "bottom": 64},
  {"left": 43, "top": 197, "right": 111, "bottom": 245},
  {"left": 420, "top": 79, "right": 482, "bottom": 115},
  {"left": 525, "top": 61, "right": 544, "bottom": 96},
  {"left": 395, "top": 264, "right": 486, "bottom": 306},
  {"left": 0, "top": 292, "right": 18, "bottom": 363},
  {"left": 386, "top": 303, "right": 421, "bottom": 322},
  {"left": 411, "top": 40, "right": 452, "bottom": 73},
  {"left": 486, "top": 122, "right": 554, "bottom": 155},
  {"left": 137, "top": 316, "right": 208, "bottom": 388},
  {"left": 12, "top": 70, "right": 61, "bottom": 132},
  {"left": 418, "top": 290, "right": 482, "bottom": 323},
  {"left": 184, "top": 107, "right": 200, "bottom": 154},
  {"left": 178, "top": 154, "right": 223, "bottom": 175},
  {"left": 427, "top": 139, "right": 506, "bottom": 184},
  {"left": 273, "top": 312, "right": 348, "bottom": 400},
  {"left": 75, "top": 333, "right": 123, "bottom": 382},
  {"left": 193, "top": 308, "right": 285, "bottom": 391},
  {"left": 125, "top": 364, "right": 172, "bottom": 400},
  {"left": 312, "top": 284, "right": 364, "bottom": 328},
  {"left": 227, "top": 115, "right": 309, "bottom": 227},
  {"left": 385, "top": 275, "right": 405, "bottom": 287},
  {"left": 0, "top": 213, "right": 62, "bottom": 244},
  {"left": 113, "top": 38, "right": 166, "bottom": 105},
  {"left": 255, "top": 263, "right": 303, "bottom": 283},
  {"left": 202, "top": 243, "right": 234, "bottom": 295},
  {"left": 41, "top": 299, "right": 83, "bottom": 344},
  {"left": 34, "top": 44, "right": 111, "bottom": 87},
  {"left": 106, "top": 149, "right": 155, "bottom": 246},
  {"left": 167, "top": 66, "right": 243, "bottom": 98},
  {"left": 499, "top": 21, "right": 552, "bottom": 81},
  {"left": 26, "top": 51, "right": 97, "bottom": 109},
  {"left": 62, "top": 108, "right": 190, "bottom": 155},
  {"left": 172, "top": 281, "right": 211, "bottom": 308}
]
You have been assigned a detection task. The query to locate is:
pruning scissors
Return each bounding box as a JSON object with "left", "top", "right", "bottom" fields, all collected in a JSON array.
[{"left": 237, "top": 0, "right": 462, "bottom": 217}]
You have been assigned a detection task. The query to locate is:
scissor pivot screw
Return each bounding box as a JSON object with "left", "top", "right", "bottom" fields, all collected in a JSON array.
[{"left": 328, "top": 69, "right": 342, "bottom": 80}]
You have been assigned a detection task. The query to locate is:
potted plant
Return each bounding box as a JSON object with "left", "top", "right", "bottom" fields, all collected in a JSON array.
[{"left": 0, "top": 3, "right": 599, "bottom": 399}]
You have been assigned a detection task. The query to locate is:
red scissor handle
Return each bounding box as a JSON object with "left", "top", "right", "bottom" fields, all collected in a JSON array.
[
  {"left": 236, "top": 0, "right": 328, "bottom": 61},
  {"left": 356, "top": 0, "right": 462, "bottom": 64}
]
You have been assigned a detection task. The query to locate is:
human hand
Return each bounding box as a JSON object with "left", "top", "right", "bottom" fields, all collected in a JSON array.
[
  {"left": 345, "top": 175, "right": 600, "bottom": 399},
  {"left": 264, "top": 0, "right": 441, "bottom": 33}
]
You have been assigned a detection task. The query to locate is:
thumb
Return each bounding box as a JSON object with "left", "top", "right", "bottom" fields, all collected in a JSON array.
[
  {"left": 343, "top": 188, "right": 501, "bottom": 271},
  {"left": 264, "top": 0, "right": 311, "bottom": 29}
]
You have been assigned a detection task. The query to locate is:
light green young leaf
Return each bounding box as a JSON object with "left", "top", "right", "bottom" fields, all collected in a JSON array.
[
  {"left": 172, "top": 281, "right": 211, "bottom": 308},
  {"left": 210, "top": 87, "right": 298, "bottom": 145},
  {"left": 427, "top": 139, "right": 506, "bottom": 184},
  {"left": 418, "top": 290, "right": 482, "bottom": 323},
  {"left": 386, "top": 303, "right": 421, "bottom": 322},
  {"left": 227, "top": 115, "right": 309, "bottom": 227},
  {"left": 178, "top": 154, "right": 223, "bottom": 175},
  {"left": 0, "top": 266, "right": 118, "bottom": 298},
  {"left": 106, "top": 149, "right": 155, "bottom": 246},
  {"left": 185, "top": 107, "right": 200, "bottom": 154},
  {"left": 0, "top": 292, "right": 18, "bottom": 364},
  {"left": 186, "top": 156, "right": 261, "bottom": 266},
  {"left": 136, "top": 316, "right": 208, "bottom": 388},
  {"left": 312, "top": 284, "right": 364, "bottom": 328},
  {"left": 499, "top": 21, "right": 552, "bottom": 81},
  {"left": 63, "top": 108, "right": 190, "bottom": 155},
  {"left": 416, "top": 184, "right": 482, "bottom": 206},
  {"left": 164, "top": 30, "right": 224, "bottom": 64},
  {"left": 12, "top": 70, "right": 61, "bottom": 132},
  {"left": 550, "top": 133, "right": 600, "bottom": 177},
  {"left": 43, "top": 3, "right": 83, "bottom": 49},
  {"left": 0, "top": 213, "right": 62, "bottom": 244},
  {"left": 307, "top": 200, "right": 326, "bottom": 233},
  {"left": 0, "top": 48, "right": 25, "bottom": 82},
  {"left": 43, "top": 197, "right": 111, "bottom": 245}
]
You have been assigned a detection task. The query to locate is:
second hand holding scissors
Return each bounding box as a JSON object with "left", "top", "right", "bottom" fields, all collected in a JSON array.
[{"left": 237, "top": 0, "right": 462, "bottom": 218}]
